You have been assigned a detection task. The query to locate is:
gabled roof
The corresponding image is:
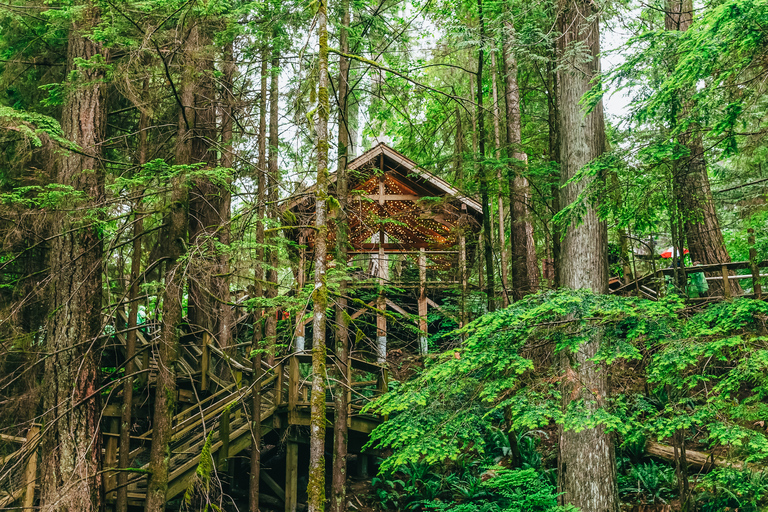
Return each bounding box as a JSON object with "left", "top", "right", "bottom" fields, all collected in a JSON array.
[{"left": 346, "top": 143, "right": 483, "bottom": 214}]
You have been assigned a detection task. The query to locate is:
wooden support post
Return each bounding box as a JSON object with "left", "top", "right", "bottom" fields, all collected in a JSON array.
[
  {"left": 22, "top": 424, "right": 39, "bottom": 510},
  {"left": 104, "top": 417, "right": 119, "bottom": 499},
  {"left": 749, "top": 228, "right": 762, "bottom": 299},
  {"left": 295, "top": 234, "right": 306, "bottom": 351},
  {"left": 459, "top": 206, "right": 468, "bottom": 328},
  {"left": 285, "top": 440, "right": 299, "bottom": 512},
  {"left": 201, "top": 332, "right": 211, "bottom": 392},
  {"left": 418, "top": 247, "right": 428, "bottom": 355},
  {"left": 218, "top": 408, "right": 230, "bottom": 470},
  {"left": 376, "top": 226, "right": 387, "bottom": 363},
  {"left": 288, "top": 356, "right": 299, "bottom": 423},
  {"left": 276, "top": 361, "right": 284, "bottom": 408},
  {"left": 139, "top": 347, "right": 150, "bottom": 387},
  {"left": 722, "top": 265, "right": 732, "bottom": 299}
]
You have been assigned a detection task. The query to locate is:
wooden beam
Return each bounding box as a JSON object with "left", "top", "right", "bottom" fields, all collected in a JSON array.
[
  {"left": 261, "top": 469, "right": 286, "bottom": 502},
  {"left": 285, "top": 441, "right": 299, "bottom": 512},
  {"left": 201, "top": 332, "right": 211, "bottom": 392},
  {"left": 22, "top": 425, "right": 39, "bottom": 510},
  {"left": 418, "top": 248, "right": 428, "bottom": 355},
  {"left": 363, "top": 194, "right": 421, "bottom": 201},
  {"left": 385, "top": 299, "right": 411, "bottom": 318}
]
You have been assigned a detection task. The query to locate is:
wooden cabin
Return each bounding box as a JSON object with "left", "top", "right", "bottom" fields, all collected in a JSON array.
[{"left": 288, "top": 142, "right": 483, "bottom": 359}]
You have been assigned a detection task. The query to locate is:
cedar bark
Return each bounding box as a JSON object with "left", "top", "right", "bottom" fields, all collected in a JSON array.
[
  {"left": 556, "top": 0, "right": 618, "bottom": 510},
  {"left": 502, "top": 16, "right": 538, "bottom": 300},
  {"left": 476, "top": 0, "right": 495, "bottom": 312},
  {"left": 40, "top": 6, "right": 106, "bottom": 510},
  {"left": 249, "top": 50, "right": 270, "bottom": 512},
  {"left": 144, "top": 34, "right": 193, "bottom": 512},
  {"left": 665, "top": 0, "right": 733, "bottom": 292},
  {"left": 331, "top": 0, "right": 351, "bottom": 509},
  {"left": 308, "top": 0, "right": 330, "bottom": 508},
  {"left": 117, "top": 78, "right": 149, "bottom": 512}
]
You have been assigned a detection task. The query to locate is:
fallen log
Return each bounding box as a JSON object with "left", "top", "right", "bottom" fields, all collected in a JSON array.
[{"left": 646, "top": 440, "right": 744, "bottom": 471}]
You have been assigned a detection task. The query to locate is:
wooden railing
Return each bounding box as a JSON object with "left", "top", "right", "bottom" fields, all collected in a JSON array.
[
  {"left": 0, "top": 426, "right": 39, "bottom": 509},
  {"left": 610, "top": 259, "right": 767, "bottom": 301}
]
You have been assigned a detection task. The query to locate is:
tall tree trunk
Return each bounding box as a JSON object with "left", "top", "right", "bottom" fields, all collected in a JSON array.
[
  {"left": 144, "top": 37, "right": 193, "bottom": 512},
  {"left": 117, "top": 77, "right": 149, "bottom": 512},
  {"left": 491, "top": 52, "right": 510, "bottom": 307},
  {"left": 41, "top": 6, "right": 106, "bottom": 510},
  {"left": 546, "top": 57, "right": 561, "bottom": 288},
  {"left": 249, "top": 51, "right": 270, "bottom": 512},
  {"left": 265, "top": 46, "right": 280, "bottom": 364},
  {"left": 502, "top": 14, "right": 538, "bottom": 300},
  {"left": 187, "top": 25, "right": 223, "bottom": 338},
  {"left": 556, "top": 0, "right": 618, "bottom": 510},
  {"left": 476, "top": 0, "right": 495, "bottom": 312},
  {"left": 665, "top": 0, "right": 733, "bottom": 293},
  {"left": 308, "top": 0, "right": 330, "bottom": 509},
  {"left": 331, "top": 0, "right": 351, "bottom": 509},
  {"left": 215, "top": 39, "right": 236, "bottom": 353}
]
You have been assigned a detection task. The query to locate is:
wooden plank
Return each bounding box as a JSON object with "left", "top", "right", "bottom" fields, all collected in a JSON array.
[
  {"left": 285, "top": 441, "right": 299, "bottom": 512},
  {"left": 104, "top": 418, "right": 119, "bottom": 497},
  {"left": 385, "top": 299, "right": 411, "bottom": 318},
  {"left": 288, "top": 356, "right": 299, "bottom": 424},
  {"left": 218, "top": 408, "right": 230, "bottom": 470},
  {"left": 363, "top": 194, "right": 421, "bottom": 201},
  {"left": 261, "top": 470, "right": 286, "bottom": 502},
  {"left": 201, "top": 332, "right": 211, "bottom": 392},
  {"left": 22, "top": 425, "right": 39, "bottom": 510},
  {"left": 722, "top": 265, "right": 732, "bottom": 299}
]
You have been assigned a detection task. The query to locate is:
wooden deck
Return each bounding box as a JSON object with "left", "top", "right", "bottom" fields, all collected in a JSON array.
[{"left": 0, "top": 348, "right": 387, "bottom": 511}]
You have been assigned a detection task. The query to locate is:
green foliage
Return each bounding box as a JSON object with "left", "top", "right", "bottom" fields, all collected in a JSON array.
[
  {"left": 369, "top": 290, "right": 768, "bottom": 509},
  {"left": 698, "top": 468, "right": 768, "bottom": 512},
  {"left": 618, "top": 459, "right": 677, "bottom": 504}
]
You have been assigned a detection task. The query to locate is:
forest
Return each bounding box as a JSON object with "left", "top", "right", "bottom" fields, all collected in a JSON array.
[{"left": 0, "top": 0, "right": 767, "bottom": 511}]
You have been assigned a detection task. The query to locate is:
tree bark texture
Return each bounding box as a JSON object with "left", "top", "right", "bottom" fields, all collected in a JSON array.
[
  {"left": 144, "top": 44, "right": 192, "bottom": 512},
  {"left": 490, "top": 52, "right": 510, "bottom": 307},
  {"left": 665, "top": 0, "right": 733, "bottom": 287},
  {"left": 502, "top": 18, "right": 539, "bottom": 300},
  {"left": 476, "top": 0, "right": 495, "bottom": 312},
  {"left": 117, "top": 79, "right": 149, "bottom": 512},
  {"left": 249, "top": 50, "right": 270, "bottom": 512},
  {"left": 41, "top": 7, "right": 106, "bottom": 510},
  {"left": 556, "top": 0, "right": 618, "bottom": 510},
  {"left": 308, "top": 2, "right": 330, "bottom": 510},
  {"left": 331, "top": 0, "right": 351, "bottom": 509},
  {"left": 265, "top": 46, "right": 280, "bottom": 364}
]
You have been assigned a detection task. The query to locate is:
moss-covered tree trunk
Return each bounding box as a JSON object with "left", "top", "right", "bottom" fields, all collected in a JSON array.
[
  {"left": 308, "top": 0, "right": 330, "bottom": 508},
  {"left": 144, "top": 31, "right": 193, "bottom": 512},
  {"left": 40, "top": 5, "right": 106, "bottom": 510},
  {"left": 476, "top": 0, "right": 495, "bottom": 312},
  {"left": 249, "top": 49, "right": 270, "bottom": 512},
  {"left": 331, "top": 0, "right": 351, "bottom": 506},
  {"left": 665, "top": 0, "right": 733, "bottom": 295},
  {"left": 502, "top": 13, "right": 538, "bottom": 300},
  {"left": 117, "top": 77, "right": 149, "bottom": 512},
  {"left": 265, "top": 44, "right": 280, "bottom": 363},
  {"left": 555, "top": 0, "right": 618, "bottom": 509}
]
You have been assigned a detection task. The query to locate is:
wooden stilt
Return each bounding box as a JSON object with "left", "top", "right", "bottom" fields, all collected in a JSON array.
[
  {"left": 295, "top": 234, "right": 307, "bottom": 351},
  {"left": 22, "top": 424, "right": 39, "bottom": 510},
  {"left": 722, "top": 265, "right": 732, "bottom": 299},
  {"left": 285, "top": 440, "right": 299, "bottom": 512},
  {"left": 104, "top": 417, "right": 119, "bottom": 500},
  {"left": 218, "top": 407, "right": 230, "bottom": 470},
  {"left": 749, "top": 229, "right": 762, "bottom": 299},
  {"left": 459, "top": 206, "right": 468, "bottom": 328},
  {"left": 201, "top": 332, "right": 211, "bottom": 392},
  {"left": 418, "top": 247, "right": 428, "bottom": 355}
]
